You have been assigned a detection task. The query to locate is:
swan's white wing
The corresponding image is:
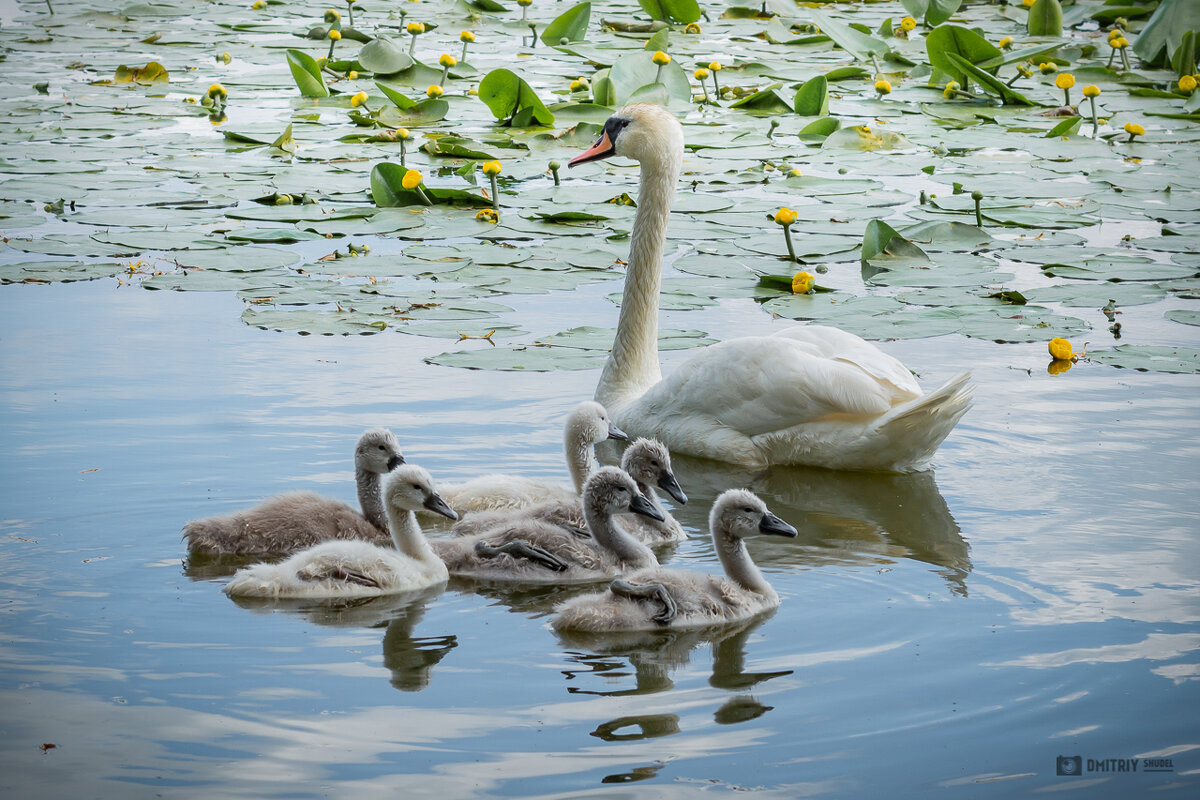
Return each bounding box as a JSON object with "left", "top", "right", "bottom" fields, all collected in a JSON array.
[
  {"left": 635, "top": 335, "right": 917, "bottom": 437},
  {"left": 769, "top": 325, "right": 921, "bottom": 398}
]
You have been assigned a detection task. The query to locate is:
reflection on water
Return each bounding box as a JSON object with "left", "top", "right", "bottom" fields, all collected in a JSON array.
[
  {"left": 591, "top": 714, "right": 680, "bottom": 741},
  {"left": 557, "top": 612, "right": 790, "bottom": 698},
  {"left": 599, "top": 443, "right": 971, "bottom": 596}
]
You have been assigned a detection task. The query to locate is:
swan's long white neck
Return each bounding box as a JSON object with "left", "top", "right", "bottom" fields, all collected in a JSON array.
[
  {"left": 584, "top": 504, "right": 655, "bottom": 568},
  {"left": 595, "top": 144, "right": 681, "bottom": 414},
  {"left": 716, "top": 533, "right": 776, "bottom": 598},
  {"left": 357, "top": 466, "right": 387, "bottom": 532},
  {"left": 385, "top": 504, "right": 438, "bottom": 564}
]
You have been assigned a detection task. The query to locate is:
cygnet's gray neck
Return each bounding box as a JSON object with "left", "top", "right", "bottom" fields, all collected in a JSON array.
[
  {"left": 717, "top": 535, "right": 775, "bottom": 597},
  {"left": 585, "top": 504, "right": 655, "bottom": 567},
  {"left": 386, "top": 505, "right": 435, "bottom": 562},
  {"left": 565, "top": 434, "right": 598, "bottom": 494},
  {"left": 358, "top": 466, "right": 387, "bottom": 531}
]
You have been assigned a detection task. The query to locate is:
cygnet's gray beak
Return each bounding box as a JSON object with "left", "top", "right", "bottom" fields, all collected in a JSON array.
[
  {"left": 607, "top": 421, "right": 629, "bottom": 441},
  {"left": 387, "top": 454, "right": 405, "bottom": 471},
  {"left": 657, "top": 471, "right": 687, "bottom": 505},
  {"left": 758, "top": 512, "right": 797, "bottom": 538},
  {"left": 628, "top": 492, "right": 666, "bottom": 522},
  {"left": 423, "top": 493, "right": 458, "bottom": 521}
]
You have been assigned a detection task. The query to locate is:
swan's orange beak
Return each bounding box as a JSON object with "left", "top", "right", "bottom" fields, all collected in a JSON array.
[{"left": 568, "top": 131, "right": 616, "bottom": 167}]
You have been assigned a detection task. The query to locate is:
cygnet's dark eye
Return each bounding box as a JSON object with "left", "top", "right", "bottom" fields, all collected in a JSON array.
[
  {"left": 412, "top": 483, "right": 422, "bottom": 491},
  {"left": 651, "top": 460, "right": 660, "bottom": 468},
  {"left": 378, "top": 445, "right": 386, "bottom": 450},
  {"left": 742, "top": 507, "right": 754, "bottom": 513}
]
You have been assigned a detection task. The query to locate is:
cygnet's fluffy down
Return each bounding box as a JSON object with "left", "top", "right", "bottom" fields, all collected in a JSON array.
[
  {"left": 432, "top": 467, "right": 662, "bottom": 584},
  {"left": 552, "top": 489, "right": 797, "bottom": 632},
  {"left": 436, "top": 401, "right": 627, "bottom": 515},
  {"left": 223, "top": 465, "right": 457, "bottom": 598},
  {"left": 183, "top": 428, "right": 404, "bottom": 555}
]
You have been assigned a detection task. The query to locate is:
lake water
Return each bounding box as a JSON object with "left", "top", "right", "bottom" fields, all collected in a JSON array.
[
  {"left": 2, "top": 273, "right": 1198, "bottom": 798},
  {"left": 2, "top": 0, "right": 1200, "bottom": 796}
]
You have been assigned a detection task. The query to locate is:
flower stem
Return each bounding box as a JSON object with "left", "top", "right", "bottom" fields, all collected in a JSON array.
[
  {"left": 1089, "top": 96, "right": 1098, "bottom": 136},
  {"left": 415, "top": 184, "right": 433, "bottom": 206},
  {"left": 45, "top": 0, "right": 54, "bottom": 12},
  {"left": 347, "top": 4, "right": 354, "bottom": 26},
  {"left": 654, "top": 64, "right": 663, "bottom": 84},
  {"left": 974, "top": 196, "right": 983, "bottom": 227},
  {"left": 488, "top": 173, "right": 499, "bottom": 212},
  {"left": 400, "top": 139, "right": 406, "bottom": 168},
  {"left": 410, "top": 35, "right": 417, "bottom": 55},
  {"left": 440, "top": 66, "right": 450, "bottom": 85},
  {"left": 461, "top": 42, "right": 469, "bottom": 62},
  {"left": 328, "top": 39, "right": 337, "bottom": 60},
  {"left": 1062, "top": 88, "right": 1070, "bottom": 106},
  {"left": 711, "top": 71, "right": 719, "bottom": 98},
  {"left": 782, "top": 224, "right": 797, "bottom": 263}
]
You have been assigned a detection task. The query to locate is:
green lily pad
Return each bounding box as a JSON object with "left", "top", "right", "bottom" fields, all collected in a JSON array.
[
  {"left": 242, "top": 307, "right": 390, "bottom": 335},
  {"left": 1088, "top": 344, "right": 1200, "bottom": 374},
  {"left": 1165, "top": 309, "right": 1200, "bottom": 327},
  {"left": 0, "top": 260, "right": 126, "bottom": 284}
]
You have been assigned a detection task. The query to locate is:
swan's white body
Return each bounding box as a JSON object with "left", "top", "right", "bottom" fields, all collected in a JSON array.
[
  {"left": 223, "top": 465, "right": 456, "bottom": 598},
  {"left": 183, "top": 428, "right": 405, "bottom": 554},
  {"left": 552, "top": 489, "right": 797, "bottom": 632},
  {"left": 437, "top": 401, "right": 626, "bottom": 514},
  {"left": 432, "top": 467, "right": 660, "bottom": 584},
  {"left": 572, "top": 104, "right": 971, "bottom": 472}
]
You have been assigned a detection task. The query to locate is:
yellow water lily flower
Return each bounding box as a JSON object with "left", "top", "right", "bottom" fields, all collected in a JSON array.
[
  {"left": 774, "top": 208, "right": 797, "bottom": 226},
  {"left": 208, "top": 83, "right": 227, "bottom": 98},
  {"left": 439, "top": 53, "right": 457, "bottom": 68},
  {"left": 694, "top": 68, "right": 710, "bottom": 81},
  {"left": 1082, "top": 84, "right": 1100, "bottom": 98},
  {"left": 999, "top": 36, "right": 1013, "bottom": 49},
  {"left": 401, "top": 170, "right": 423, "bottom": 190},
  {"left": 328, "top": 29, "right": 341, "bottom": 41},
  {"left": 426, "top": 84, "right": 444, "bottom": 98},
  {"left": 791, "top": 271, "right": 815, "bottom": 294},
  {"left": 1039, "top": 62, "right": 1057, "bottom": 74},
  {"left": 684, "top": 22, "right": 701, "bottom": 34},
  {"left": 481, "top": 160, "right": 502, "bottom": 176},
  {"left": 943, "top": 79, "right": 960, "bottom": 99},
  {"left": 251, "top": 0, "right": 265, "bottom": 8},
  {"left": 325, "top": 8, "right": 341, "bottom": 19},
  {"left": 350, "top": 91, "right": 369, "bottom": 107},
  {"left": 407, "top": 21, "right": 425, "bottom": 34},
  {"left": 1123, "top": 121, "right": 1145, "bottom": 138},
  {"left": 397, "top": 128, "right": 410, "bottom": 140},
  {"left": 875, "top": 79, "right": 892, "bottom": 95},
  {"left": 708, "top": 61, "right": 722, "bottom": 71},
  {"left": 1055, "top": 73, "right": 1075, "bottom": 90},
  {"left": 1180, "top": 75, "right": 1197, "bottom": 93},
  {"left": 651, "top": 51, "right": 671, "bottom": 66},
  {"left": 460, "top": 30, "right": 475, "bottom": 42},
  {"left": 1048, "top": 338, "right": 1073, "bottom": 361},
  {"left": 900, "top": 17, "right": 916, "bottom": 32},
  {"left": 475, "top": 208, "right": 499, "bottom": 223}
]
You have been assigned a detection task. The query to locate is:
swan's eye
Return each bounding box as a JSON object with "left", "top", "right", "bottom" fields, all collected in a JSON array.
[
  {"left": 651, "top": 460, "right": 660, "bottom": 468},
  {"left": 742, "top": 507, "right": 754, "bottom": 513},
  {"left": 412, "top": 483, "right": 422, "bottom": 490},
  {"left": 378, "top": 445, "right": 386, "bottom": 450}
]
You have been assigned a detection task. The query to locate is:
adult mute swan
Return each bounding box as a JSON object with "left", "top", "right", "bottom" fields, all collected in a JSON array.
[
  {"left": 432, "top": 466, "right": 663, "bottom": 584},
  {"left": 551, "top": 488, "right": 798, "bottom": 632},
  {"left": 569, "top": 104, "right": 972, "bottom": 472},
  {"left": 436, "top": 401, "right": 627, "bottom": 514},
  {"left": 447, "top": 437, "right": 687, "bottom": 545},
  {"left": 183, "top": 428, "right": 404, "bottom": 555},
  {"left": 223, "top": 465, "right": 458, "bottom": 598}
]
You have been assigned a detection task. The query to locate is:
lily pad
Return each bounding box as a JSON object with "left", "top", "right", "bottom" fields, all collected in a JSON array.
[{"left": 1088, "top": 344, "right": 1200, "bottom": 374}]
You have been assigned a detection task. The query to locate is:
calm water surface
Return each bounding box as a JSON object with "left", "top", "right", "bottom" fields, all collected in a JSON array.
[{"left": 1, "top": 274, "right": 1198, "bottom": 799}]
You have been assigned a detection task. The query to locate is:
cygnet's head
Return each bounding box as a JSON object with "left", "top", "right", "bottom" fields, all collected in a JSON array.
[
  {"left": 621, "top": 438, "right": 687, "bottom": 505},
  {"left": 583, "top": 466, "right": 665, "bottom": 522},
  {"left": 710, "top": 489, "right": 797, "bottom": 541},
  {"left": 356, "top": 428, "right": 405, "bottom": 474},
  {"left": 385, "top": 465, "right": 458, "bottom": 520},
  {"left": 568, "top": 103, "right": 684, "bottom": 168},
  {"left": 567, "top": 401, "right": 628, "bottom": 447}
]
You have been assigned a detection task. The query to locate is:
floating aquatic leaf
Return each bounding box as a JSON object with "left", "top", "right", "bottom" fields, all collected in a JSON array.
[
  {"left": 862, "top": 220, "right": 929, "bottom": 267},
  {"left": 242, "top": 307, "right": 390, "bottom": 336},
  {"left": 1165, "top": 309, "right": 1200, "bottom": 327},
  {"left": 358, "top": 36, "right": 415, "bottom": 75},
  {"left": 0, "top": 260, "right": 126, "bottom": 284},
  {"left": 792, "top": 76, "right": 829, "bottom": 116},
  {"left": 1088, "top": 344, "right": 1200, "bottom": 374}
]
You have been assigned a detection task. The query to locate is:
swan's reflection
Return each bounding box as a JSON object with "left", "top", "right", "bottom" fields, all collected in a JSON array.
[
  {"left": 381, "top": 594, "right": 457, "bottom": 692},
  {"left": 556, "top": 611, "right": 790, "bottom": 698},
  {"left": 597, "top": 444, "right": 971, "bottom": 596}
]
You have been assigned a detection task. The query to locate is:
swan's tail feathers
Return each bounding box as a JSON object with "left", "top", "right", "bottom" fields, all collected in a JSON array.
[{"left": 876, "top": 372, "right": 973, "bottom": 472}]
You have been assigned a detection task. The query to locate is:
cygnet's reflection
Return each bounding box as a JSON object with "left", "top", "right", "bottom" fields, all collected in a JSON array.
[
  {"left": 223, "top": 585, "right": 455, "bottom": 691},
  {"left": 598, "top": 443, "right": 971, "bottom": 596},
  {"left": 556, "top": 611, "right": 790, "bottom": 698}
]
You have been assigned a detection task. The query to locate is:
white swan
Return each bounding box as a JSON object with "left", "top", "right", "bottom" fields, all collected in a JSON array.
[
  {"left": 183, "top": 428, "right": 404, "bottom": 554},
  {"left": 568, "top": 104, "right": 972, "bottom": 472},
  {"left": 431, "top": 466, "right": 663, "bottom": 584},
  {"left": 223, "top": 465, "right": 458, "bottom": 598},
  {"left": 448, "top": 437, "right": 687, "bottom": 545},
  {"left": 436, "top": 401, "right": 628, "bottom": 514},
  {"left": 551, "top": 488, "right": 798, "bottom": 632}
]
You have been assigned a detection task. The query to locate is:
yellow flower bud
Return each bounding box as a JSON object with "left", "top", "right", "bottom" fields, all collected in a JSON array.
[
  {"left": 219, "top": 52, "right": 232, "bottom": 64},
  {"left": 1123, "top": 122, "right": 1145, "bottom": 136},
  {"left": 1022, "top": 0, "right": 1034, "bottom": 7},
  {"left": 1048, "top": 338, "right": 1073, "bottom": 361},
  {"left": 208, "top": 83, "right": 227, "bottom": 98},
  {"left": 426, "top": 84, "right": 444, "bottom": 98},
  {"left": 943, "top": 80, "right": 960, "bottom": 99},
  {"left": 774, "top": 208, "right": 797, "bottom": 226},
  {"left": 329, "top": 29, "right": 342, "bottom": 40},
  {"left": 475, "top": 208, "right": 499, "bottom": 223},
  {"left": 791, "top": 271, "right": 815, "bottom": 294},
  {"left": 789, "top": 168, "right": 802, "bottom": 177},
  {"left": 251, "top": 0, "right": 265, "bottom": 8},
  {"left": 460, "top": 30, "right": 475, "bottom": 42},
  {"left": 694, "top": 68, "right": 710, "bottom": 81},
  {"left": 439, "top": 53, "right": 457, "bottom": 67},
  {"left": 875, "top": 79, "right": 891, "bottom": 94},
  {"left": 651, "top": 51, "right": 671, "bottom": 66},
  {"left": 1114, "top": 37, "right": 1129, "bottom": 49},
  {"left": 401, "top": 170, "right": 423, "bottom": 190},
  {"left": 1082, "top": 84, "right": 1100, "bottom": 98},
  {"left": 1180, "top": 75, "right": 1198, "bottom": 92},
  {"left": 1039, "top": 62, "right": 1056, "bottom": 74},
  {"left": 350, "top": 91, "right": 368, "bottom": 107},
  {"left": 684, "top": 22, "right": 701, "bottom": 34},
  {"left": 407, "top": 22, "right": 425, "bottom": 34},
  {"left": 900, "top": 17, "right": 916, "bottom": 31},
  {"left": 708, "top": 61, "right": 721, "bottom": 71},
  {"left": 326, "top": 8, "right": 341, "bottom": 19},
  {"left": 397, "top": 128, "right": 410, "bottom": 139},
  {"left": 517, "top": 0, "right": 531, "bottom": 5},
  {"left": 1055, "top": 73, "right": 1075, "bottom": 90},
  {"left": 347, "top": 70, "right": 358, "bottom": 80},
  {"left": 569, "top": 78, "right": 588, "bottom": 91},
  {"left": 999, "top": 36, "right": 1013, "bottom": 49},
  {"left": 481, "top": 160, "right": 502, "bottom": 176}
]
